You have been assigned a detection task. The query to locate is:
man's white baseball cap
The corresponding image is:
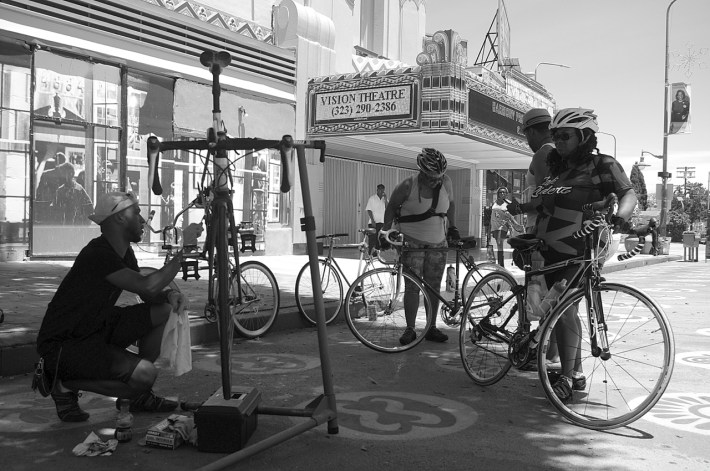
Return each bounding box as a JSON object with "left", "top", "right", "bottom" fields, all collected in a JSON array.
[{"left": 88, "top": 192, "right": 139, "bottom": 225}]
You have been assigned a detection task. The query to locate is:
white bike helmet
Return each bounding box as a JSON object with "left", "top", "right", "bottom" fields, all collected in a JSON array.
[
  {"left": 416, "top": 148, "right": 447, "bottom": 177},
  {"left": 549, "top": 108, "right": 599, "bottom": 133}
]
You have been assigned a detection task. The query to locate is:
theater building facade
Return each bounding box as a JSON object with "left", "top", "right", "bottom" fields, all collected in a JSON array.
[{"left": 306, "top": 30, "right": 554, "bottom": 248}]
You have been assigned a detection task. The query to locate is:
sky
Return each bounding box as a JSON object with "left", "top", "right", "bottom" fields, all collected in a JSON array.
[{"left": 426, "top": 0, "right": 710, "bottom": 196}]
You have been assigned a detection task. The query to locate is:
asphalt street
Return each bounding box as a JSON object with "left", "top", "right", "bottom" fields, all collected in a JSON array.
[{"left": 1, "top": 258, "right": 709, "bottom": 470}]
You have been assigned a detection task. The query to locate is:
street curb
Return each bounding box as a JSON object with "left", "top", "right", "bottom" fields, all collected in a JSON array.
[{"left": 0, "top": 254, "right": 684, "bottom": 378}]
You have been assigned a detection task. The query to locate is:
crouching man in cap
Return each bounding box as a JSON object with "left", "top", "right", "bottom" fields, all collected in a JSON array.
[{"left": 36, "top": 192, "right": 188, "bottom": 422}]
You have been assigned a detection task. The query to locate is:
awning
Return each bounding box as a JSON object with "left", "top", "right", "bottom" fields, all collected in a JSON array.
[{"left": 306, "top": 62, "right": 534, "bottom": 170}]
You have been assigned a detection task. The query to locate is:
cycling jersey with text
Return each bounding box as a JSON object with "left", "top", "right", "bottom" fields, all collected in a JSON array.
[{"left": 533, "top": 154, "right": 632, "bottom": 263}]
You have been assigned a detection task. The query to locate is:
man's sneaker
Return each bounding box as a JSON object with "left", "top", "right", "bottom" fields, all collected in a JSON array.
[
  {"left": 51, "top": 390, "right": 90, "bottom": 422},
  {"left": 424, "top": 326, "right": 448, "bottom": 342},
  {"left": 399, "top": 327, "right": 416, "bottom": 346},
  {"left": 117, "top": 390, "right": 178, "bottom": 413}
]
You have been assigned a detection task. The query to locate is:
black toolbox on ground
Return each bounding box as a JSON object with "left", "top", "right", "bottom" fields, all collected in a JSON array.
[{"left": 194, "top": 386, "right": 261, "bottom": 453}]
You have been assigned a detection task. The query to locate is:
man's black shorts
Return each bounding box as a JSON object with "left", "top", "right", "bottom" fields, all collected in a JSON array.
[{"left": 50, "top": 303, "right": 154, "bottom": 383}]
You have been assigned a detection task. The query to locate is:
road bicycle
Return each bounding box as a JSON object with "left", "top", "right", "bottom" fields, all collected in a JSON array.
[
  {"left": 146, "top": 50, "right": 325, "bottom": 396},
  {"left": 295, "top": 228, "right": 394, "bottom": 325},
  {"left": 343, "top": 232, "right": 503, "bottom": 353},
  {"left": 459, "top": 194, "right": 675, "bottom": 430}
]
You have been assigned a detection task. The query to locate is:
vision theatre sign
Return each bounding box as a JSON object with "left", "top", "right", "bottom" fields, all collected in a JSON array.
[
  {"left": 308, "top": 74, "right": 419, "bottom": 135},
  {"left": 314, "top": 85, "right": 413, "bottom": 123}
]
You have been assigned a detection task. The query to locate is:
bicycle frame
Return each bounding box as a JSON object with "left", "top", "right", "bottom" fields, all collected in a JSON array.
[
  {"left": 392, "top": 244, "right": 484, "bottom": 318},
  {"left": 323, "top": 230, "right": 379, "bottom": 289}
]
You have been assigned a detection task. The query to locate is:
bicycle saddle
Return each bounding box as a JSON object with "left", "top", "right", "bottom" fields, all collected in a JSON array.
[{"left": 507, "top": 234, "right": 544, "bottom": 251}]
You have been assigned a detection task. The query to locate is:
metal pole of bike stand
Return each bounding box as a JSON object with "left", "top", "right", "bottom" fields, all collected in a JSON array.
[
  {"left": 196, "top": 144, "right": 338, "bottom": 471},
  {"left": 294, "top": 144, "right": 339, "bottom": 434}
]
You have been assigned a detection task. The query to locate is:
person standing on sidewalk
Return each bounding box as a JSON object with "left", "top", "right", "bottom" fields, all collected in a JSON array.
[
  {"left": 380, "top": 148, "right": 459, "bottom": 345},
  {"left": 490, "top": 187, "right": 515, "bottom": 266},
  {"left": 36, "top": 192, "right": 188, "bottom": 422},
  {"left": 365, "top": 183, "right": 388, "bottom": 255}
]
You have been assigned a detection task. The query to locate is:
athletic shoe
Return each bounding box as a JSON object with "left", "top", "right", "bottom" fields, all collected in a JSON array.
[
  {"left": 399, "top": 327, "right": 416, "bottom": 345},
  {"left": 51, "top": 390, "right": 90, "bottom": 422},
  {"left": 117, "top": 390, "right": 178, "bottom": 413},
  {"left": 424, "top": 326, "right": 448, "bottom": 342}
]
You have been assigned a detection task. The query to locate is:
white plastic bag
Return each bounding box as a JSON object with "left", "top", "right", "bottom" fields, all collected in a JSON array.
[{"left": 158, "top": 310, "right": 192, "bottom": 376}]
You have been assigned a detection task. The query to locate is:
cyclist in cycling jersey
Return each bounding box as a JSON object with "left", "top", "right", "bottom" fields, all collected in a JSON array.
[
  {"left": 380, "top": 148, "right": 459, "bottom": 345},
  {"left": 511, "top": 108, "right": 637, "bottom": 401}
]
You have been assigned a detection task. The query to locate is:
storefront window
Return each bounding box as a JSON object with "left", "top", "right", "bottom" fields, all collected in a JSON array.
[
  {"left": 126, "top": 71, "right": 173, "bottom": 246},
  {"left": 31, "top": 51, "right": 121, "bottom": 256},
  {"left": 0, "top": 41, "right": 31, "bottom": 253}
]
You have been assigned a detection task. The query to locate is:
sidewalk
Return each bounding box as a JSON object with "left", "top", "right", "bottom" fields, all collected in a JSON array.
[{"left": 0, "top": 241, "right": 689, "bottom": 377}]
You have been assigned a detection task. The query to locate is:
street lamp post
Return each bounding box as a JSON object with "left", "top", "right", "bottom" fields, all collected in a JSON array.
[
  {"left": 659, "top": 0, "right": 681, "bottom": 238},
  {"left": 597, "top": 131, "right": 617, "bottom": 158},
  {"left": 534, "top": 62, "right": 571, "bottom": 82}
]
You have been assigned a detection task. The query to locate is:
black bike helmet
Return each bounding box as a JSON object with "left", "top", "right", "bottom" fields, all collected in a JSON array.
[{"left": 416, "top": 148, "right": 447, "bottom": 177}]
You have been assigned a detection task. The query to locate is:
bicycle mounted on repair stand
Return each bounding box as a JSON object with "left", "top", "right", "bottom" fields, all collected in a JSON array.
[
  {"left": 459, "top": 193, "right": 675, "bottom": 430},
  {"left": 145, "top": 51, "right": 337, "bottom": 466}
]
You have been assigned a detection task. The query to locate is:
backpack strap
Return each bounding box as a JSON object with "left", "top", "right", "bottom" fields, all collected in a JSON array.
[{"left": 396, "top": 182, "right": 447, "bottom": 223}]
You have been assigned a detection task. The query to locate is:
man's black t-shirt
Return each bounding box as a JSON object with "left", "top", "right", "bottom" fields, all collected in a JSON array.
[{"left": 37, "top": 235, "right": 139, "bottom": 355}]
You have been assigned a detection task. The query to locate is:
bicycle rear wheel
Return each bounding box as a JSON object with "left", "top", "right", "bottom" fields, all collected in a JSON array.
[
  {"left": 214, "top": 202, "right": 233, "bottom": 396},
  {"left": 231, "top": 260, "right": 280, "bottom": 338},
  {"left": 461, "top": 261, "right": 504, "bottom": 300},
  {"left": 295, "top": 259, "right": 343, "bottom": 325},
  {"left": 538, "top": 282, "right": 675, "bottom": 430},
  {"left": 459, "top": 270, "right": 521, "bottom": 386},
  {"left": 344, "top": 267, "right": 432, "bottom": 353}
]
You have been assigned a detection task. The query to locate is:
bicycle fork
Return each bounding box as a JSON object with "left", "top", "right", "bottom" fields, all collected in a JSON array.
[{"left": 585, "top": 282, "right": 612, "bottom": 361}]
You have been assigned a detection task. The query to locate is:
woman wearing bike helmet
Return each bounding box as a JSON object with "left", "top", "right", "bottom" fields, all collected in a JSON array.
[
  {"left": 381, "top": 148, "right": 459, "bottom": 345},
  {"left": 530, "top": 108, "right": 636, "bottom": 402}
]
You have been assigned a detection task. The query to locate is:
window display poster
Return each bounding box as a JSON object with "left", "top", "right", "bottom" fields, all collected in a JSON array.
[{"left": 34, "top": 69, "right": 86, "bottom": 121}]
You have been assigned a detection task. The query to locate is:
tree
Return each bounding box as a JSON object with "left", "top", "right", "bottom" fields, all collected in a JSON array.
[
  {"left": 630, "top": 163, "right": 648, "bottom": 210},
  {"left": 684, "top": 181, "right": 708, "bottom": 229},
  {"left": 666, "top": 182, "right": 709, "bottom": 240}
]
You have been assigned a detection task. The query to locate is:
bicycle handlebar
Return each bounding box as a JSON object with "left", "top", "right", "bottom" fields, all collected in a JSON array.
[{"left": 147, "top": 134, "right": 326, "bottom": 195}]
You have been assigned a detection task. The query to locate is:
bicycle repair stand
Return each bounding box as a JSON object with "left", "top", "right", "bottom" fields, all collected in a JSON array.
[
  {"left": 145, "top": 50, "right": 337, "bottom": 470},
  {"left": 196, "top": 143, "right": 338, "bottom": 471}
]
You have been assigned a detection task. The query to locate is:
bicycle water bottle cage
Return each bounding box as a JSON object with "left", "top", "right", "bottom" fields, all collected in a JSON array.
[{"left": 396, "top": 183, "right": 446, "bottom": 223}]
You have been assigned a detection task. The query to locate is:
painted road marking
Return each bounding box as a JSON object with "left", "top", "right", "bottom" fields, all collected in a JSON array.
[
  {"left": 676, "top": 352, "right": 710, "bottom": 369},
  {"left": 0, "top": 391, "right": 116, "bottom": 433},
  {"left": 632, "top": 393, "right": 710, "bottom": 435},
  {"left": 300, "top": 391, "right": 477, "bottom": 440},
  {"left": 193, "top": 352, "right": 320, "bottom": 374}
]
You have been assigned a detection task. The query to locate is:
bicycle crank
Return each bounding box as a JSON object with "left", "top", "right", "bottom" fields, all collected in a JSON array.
[
  {"left": 440, "top": 304, "right": 462, "bottom": 326},
  {"left": 508, "top": 330, "right": 535, "bottom": 368}
]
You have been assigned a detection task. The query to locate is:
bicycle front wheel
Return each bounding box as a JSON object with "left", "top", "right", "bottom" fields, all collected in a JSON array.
[
  {"left": 214, "top": 202, "right": 233, "bottom": 396},
  {"left": 538, "top": 282, "right": 675, "bottom": 430},
  {"left": 231, "top": 260, "right": 280, "bottom": 338},
  {"left": 459, "top": 270, "right": 522, "bottom": 386},
  {"left": 344, "top": 267, "right": 432, "bottom": 353},
  {"left": 295, "top": 260, "right": 343, "bottom": 325}
]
